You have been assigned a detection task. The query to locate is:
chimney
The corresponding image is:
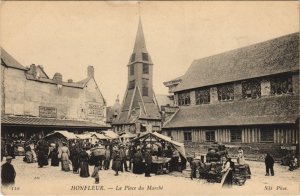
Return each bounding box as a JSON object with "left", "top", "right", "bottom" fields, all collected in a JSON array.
[
  {"left": 87, "top": 65, "right": 94, "bottom": 78},
  {"left": 29, "top": 64, "right": 37, "bottom": 78},
  {"left": 53, "top": 72, "right": 62, "bottom": 84},
  {"left": 67, "top": 79, "right": 73, "bottom": 83}
]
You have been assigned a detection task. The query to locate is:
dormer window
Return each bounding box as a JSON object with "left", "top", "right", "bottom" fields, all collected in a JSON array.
[
  {"left": 242, "top": 79, "right": 261, "bottom": 99},
  {"left": 270, "top": 75, "right": 293, "bottom": 95},
  {"left": 142, "top": 53, "right": 148, "bottom": 61},
  {"left": 196, "top": 88, "right": 210, "bottom": 104},
  {"left": 218, "top": 83, "right": 234, "bottom": 101}
]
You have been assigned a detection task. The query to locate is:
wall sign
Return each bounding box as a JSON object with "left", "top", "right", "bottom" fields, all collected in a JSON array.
[
  {"left": 39, "top": 106, "right": 57, "bottom": 118},
  {"left": 86, "top": 102, "right": 104, "bottom": 117}
]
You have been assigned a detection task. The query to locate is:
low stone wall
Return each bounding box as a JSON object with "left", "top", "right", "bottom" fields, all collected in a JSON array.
[{"left": 184, "top": 142, "right": 297, "bottom": 162}]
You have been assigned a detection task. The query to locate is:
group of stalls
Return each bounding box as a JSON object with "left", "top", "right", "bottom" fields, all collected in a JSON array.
[
  {"left": 44, "top": 130, "right": 187, "bottom": 175},
  {"left": 131, "top": 132, "right": 187, "bottom": 175},
  {"left": 43, "top": 130, "right": 119, "bottom": 148}
]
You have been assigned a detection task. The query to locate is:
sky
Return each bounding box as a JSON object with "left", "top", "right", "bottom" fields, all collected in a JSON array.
[{"left": 1, "top": 1, "right": 299, "bottom": 106}]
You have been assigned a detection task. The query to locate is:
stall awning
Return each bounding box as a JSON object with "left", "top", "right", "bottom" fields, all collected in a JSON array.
[
  {"left": 102, "top": 130, "right": 119, "bottom": 139},
  {"left": 91, "top": 132, "right": 109, "bottom": 140},
  {"left": 44, "top": 131, "right": 77, "bottom": 140},
  {"left": 133, "top": 132, "right": 187, "bottom": 159},
  {"left": 1, "top": 115, "right": 109, "bottom": 129}
]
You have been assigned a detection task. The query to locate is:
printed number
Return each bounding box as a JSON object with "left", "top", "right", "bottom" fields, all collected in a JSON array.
[{"left": 11, "top": 187, "right": 20, "bottom": 190}]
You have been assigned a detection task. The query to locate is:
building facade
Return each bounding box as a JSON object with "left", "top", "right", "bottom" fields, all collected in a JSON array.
[
  {"left": 163, "top": 33, "right": 299, "bottom": 158},
  {"left": 112, "top": 19, "right": 161, "bottom": 134},
  {"left": 1, "top": 48, "right": 108, "bottom": 140}
]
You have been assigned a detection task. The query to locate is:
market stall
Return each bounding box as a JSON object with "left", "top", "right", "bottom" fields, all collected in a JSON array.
[
  {"left": 44, "top": 131, "right": 77, "bottom": 147},
  {"left": 119, "top": 131, "right": 136, "bottom": 143},
  {"left": 132, "top": 132, "right": 187, "bottom": 174}
]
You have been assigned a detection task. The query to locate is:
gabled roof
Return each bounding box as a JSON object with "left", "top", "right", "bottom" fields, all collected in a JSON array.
[
  {"left": 163, "top": 95, "right": 299, "bottom": 128},
  {"left": 113, "top": 86, "right": 161, "bottom": 125},
  {"left": 1, "top": 48, "right": 28, "bottom": 70},
  {"left": 175, "top": 32, "right": 299, "bottom": 92}
]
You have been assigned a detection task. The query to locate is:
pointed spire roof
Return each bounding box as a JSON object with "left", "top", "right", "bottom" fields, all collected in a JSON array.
[
  {"left": 128, "top": 17, "right": 153, "bottom": 65},
  {"left": 133, "top": 17, "right": 147, "bottom": 53}
]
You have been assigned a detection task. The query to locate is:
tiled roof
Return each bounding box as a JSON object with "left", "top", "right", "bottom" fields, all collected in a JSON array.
[
  {"left": 163, "top": 95, "right": 299, "bottom": 128},
  {"left": 1, "top": 48, "right": 28, "bottom": 70},
  {"left": 1, "top": 115, "right": 109, "bottom": 128},
  {"left": 175, "top": 33, "right": 299, "bottom": 92}
]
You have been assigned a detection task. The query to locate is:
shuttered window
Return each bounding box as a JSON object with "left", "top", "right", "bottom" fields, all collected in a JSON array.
[
  {"left": 205, "top": 131, "right": 215, "bottom": 142},
  {"left": 184, "top": 132, "right": 192, "bottom": 141},
  {"left": 231, "top": 129, "right": 242, "bottom": 142},
  {"left": 261, "top": 129, "right": 274, "bottom": 142}
]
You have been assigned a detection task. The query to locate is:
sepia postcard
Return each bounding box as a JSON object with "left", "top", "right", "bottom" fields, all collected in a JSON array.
[{"left": 0, "top": 1, "right": 299, "bottom": 195}]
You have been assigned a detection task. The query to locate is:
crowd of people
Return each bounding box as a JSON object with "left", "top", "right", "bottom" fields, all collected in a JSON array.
[
  {"left": 1, "top": 137, "right": 185, "bottom": 185},
  {"left": 1, "top": 137, "right": 299, "bottom": 187}
]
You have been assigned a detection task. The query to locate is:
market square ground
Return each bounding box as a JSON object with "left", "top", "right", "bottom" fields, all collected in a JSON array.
[{"left": 1, "top": 156, "right": 299, "bottom": 195}]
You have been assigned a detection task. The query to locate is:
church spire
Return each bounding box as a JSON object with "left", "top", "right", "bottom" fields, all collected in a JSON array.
[
  {"left": 133, "top": 17, "right": 147, "bottom": 53},
  {"left": 129, "top": 17, "right": 153, "bottom": 65}
]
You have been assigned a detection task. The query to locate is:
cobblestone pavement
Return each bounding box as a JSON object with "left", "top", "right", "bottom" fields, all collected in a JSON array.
[{"left": 1, "top": 156, "right": 299, "bottom": 195}]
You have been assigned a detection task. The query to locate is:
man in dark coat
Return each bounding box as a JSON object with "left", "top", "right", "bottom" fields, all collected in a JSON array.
[
  {"left": 265, "top": 153, "right": 275, "bottom": 176},
  {"left": 144, "top": 148, "right": 152, "bottom": 177},
  {"left": 190, "top": 156, "right": 202, "bottom": 180},
  {"left": 1, "top": 156, "right": 16, "bottom": 185},
  {"left": 6, "top": 142, "right": 15, "bottom": 159},
  {"left": 119, "top": 145, "right": 128, "bottom": 172}
]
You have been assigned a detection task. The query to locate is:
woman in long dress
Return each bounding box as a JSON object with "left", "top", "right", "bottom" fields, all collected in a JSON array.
[
  {"left": 70, "top": 145, "right": 80, "bottom": 173},
  {"left": 49, "top": 147, "right": 59, "bottom": 166},
  {"left": 112, "top": 147, "right": 122, "bottom": 176},
  {"left": 79, "top": 149, "right": 90, "bottom": 177},
  {"left": 59, "top": 142, "right": 70, "bottom": 171},
  {"left": 132, "top": 148, "right": 144, "bottom": 174},
  {"left": 104, "top": 146, "right": 111, "bottom": 170}
]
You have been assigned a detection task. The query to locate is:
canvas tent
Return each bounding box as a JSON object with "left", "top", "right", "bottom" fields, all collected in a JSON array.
[
  {"left": 132, "top": 132, "right": 187, "bottom": 160},
  {"left": 119, "top": 131, "right": 136, "bottom": 139},
  {"left": 44, "top": 130, "right": 77, "bottom": 147},
  {"left": 102, "top": 130, "right": 119, "bottom": 139}
]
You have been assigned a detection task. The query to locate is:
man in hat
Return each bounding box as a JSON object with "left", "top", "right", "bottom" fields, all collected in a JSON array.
[
  {"left": 1, "top": 156, "right": 16, "bottom": 185},
  {"left": 190, "top": 156, "right": 202, "bottom": 180},
  {"left": 119, "top": 144, "right": 128, "bottom": 172}
]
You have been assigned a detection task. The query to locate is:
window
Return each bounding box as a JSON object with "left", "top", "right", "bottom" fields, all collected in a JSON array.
[
  {"left": 143, "top": 63, "right": 149, "bottom": 74},
  {"left": 130, "top": 64, "right": 134, "bottom": 75},
  {"left": 128, "top": 80, "right": 135, "bottom": 90},
  {"left": 184, "top": 132, "right": 192, "bottom": 141},
  {"left": 231, "top": 129, "right": 242, "bottom": 142},
  {"left": 260, "top": 129, "right": 274, "bottom": 142},
  {"left": 131, "top": 53, "right": 136, "bottom": 62},
  {"left": 178, "top": 92, "right": 190, "bottom": 106},
  {"left": 270, "top": 76, "right": 293, "bottom": 95},
  {"left": 142, "top": 79, "right": 148, "bottom": 96},
  {"left": 218, "top": 84, "right": 234, "bottom": 101},
  {"left": 196, "top": 88, "right": 210, "bottom": 105},
  {"left": 242, "top": 80, "right": 261, "bottom": 99},
  {"left": 205, "top": 131, "right": 215, "bottom": 142},
  {"left": 142, "top": 53, "right": 148, "bottom": 61}
]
